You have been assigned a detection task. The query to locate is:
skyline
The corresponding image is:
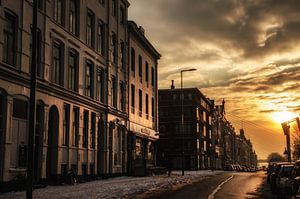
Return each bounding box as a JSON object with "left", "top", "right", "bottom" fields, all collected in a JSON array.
[{"left": 128, "top": 0, "right": 300, "bottom": 159}]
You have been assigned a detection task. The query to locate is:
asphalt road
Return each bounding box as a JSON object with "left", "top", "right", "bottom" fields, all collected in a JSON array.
[{"left": 148, "top": 171, "right": 270, "bottom": 199}]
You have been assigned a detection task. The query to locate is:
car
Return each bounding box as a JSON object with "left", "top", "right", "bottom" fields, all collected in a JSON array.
[
  {"left": 270, "top": 162, "right": 294, "bottom": 194},
  {"left": 275, "top": 164, "right": 294, "bottom": 195},
  {"left": 290, "top": 160, "right": 300, "bottom": 197}
]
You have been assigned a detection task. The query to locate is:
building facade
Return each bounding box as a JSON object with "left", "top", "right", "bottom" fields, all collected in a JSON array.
[
  {"left": 158, "top": 84, "right": 217, "bottom": 170},
  {"left": 0, "top": 0, "right": 160, "bottom": 189},
  {"left": 127, "top": 21, "right": 160, "bottom": 176}
]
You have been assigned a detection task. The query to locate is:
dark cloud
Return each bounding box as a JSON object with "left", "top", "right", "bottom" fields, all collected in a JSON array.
[{"left": 130, "top": 0, "right": 300, "bottom": 60}]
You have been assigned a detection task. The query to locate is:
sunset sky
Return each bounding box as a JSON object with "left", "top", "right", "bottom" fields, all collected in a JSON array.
[{"left": 128, "top": 0, "right": 300, "bottom": 159}]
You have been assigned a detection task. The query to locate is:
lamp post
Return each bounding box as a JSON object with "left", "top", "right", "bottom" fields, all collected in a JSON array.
[{"left": 181, "top": 68, "right": 197, "bottom": 176}]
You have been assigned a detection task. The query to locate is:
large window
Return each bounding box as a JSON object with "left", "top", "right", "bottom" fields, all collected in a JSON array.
[
  {"left": 85, "top": 61, "right": 94, "bottom": 98},
  {"left": 131, "top": 48, "right": 135, "bottom": 74},
  {"left": 91, "top": 113, "right": 96, "bottom": 149},
  {"left": 83, "top": 110, "right": 89, "bottom": 148},
  {"left": 111, "top": 76, "right": 117, "bottom": 107},
  {"left": 138, "top": 55, "right": 142, "bottom": 82},
  {"left": 97, "top": 21, "right": 105, "bottom": 55},
  {"left": 86, "top": 10, "right": 94, "bottom": 48},
  {"left": 96, "top": 68, "right": 104, "bottom": 102},
  {"left": 120, "top": 7, "right": 125, "bottom": 24},
  {"left": 131, "top": 84, "right": 135, "bottom": 113},
  {"left": 52, "top": 41, "right": 64, "bottom": 86},
  {"left": 119, "top": 81, "right": 125, "bottom": 111},
  {"left": 112, "top": 32, "right": 117, "bottom": 64},
  {"left": 62, "top": 104, "right": 70, "bottom": 146},
  {"left": 69, "top": 0, "right": 78, "bottom": 36},
  {"left": 3, "top": 12, "right": 17, "bottom": 66},
  {"left": 30, "top": 28, "right": 43, "bottom": 78},
  {"left": 139, "top": 89, "right": 142, "bottom": 117},
  {"left": 54, "top": 0, "right": 64, "bottom": 25},
  {"left": 152, "top": 97, "right": 155, "bottom": 119},
  {"left": 151, "top": 67, "right": 155, "bottom": 86},
  {"left": 121, "top": 41, "right": 125, "bottom": 69},
  {"left": 145, "top": 61, "right": 149, "bottom": 83},
  {"left": 145, "top": 94, "right": 149, "bottom": 119},
  {"left": 72, "top": 107, "right": 79, "bottom": 146},
  {"left": 68, "top": 50, "right": 78, "bottom": 91},
  {"left": 112, "top": 0, "right": 117, "bottom": 17}
]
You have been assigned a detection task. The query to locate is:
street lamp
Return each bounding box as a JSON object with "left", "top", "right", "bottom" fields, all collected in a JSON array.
[{"left": 181, "top": 68, "right": 197, "bottom": 176}]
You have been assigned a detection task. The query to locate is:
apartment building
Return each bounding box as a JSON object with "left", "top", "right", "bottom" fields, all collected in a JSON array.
[
  {"left": 0, "top": 0, "right": 161, "bottom": 189},
  {"left": 158, "top": 84, "right": 214, "bottom": 170},
  {"left": 127, "top": 21, "right": 160, "bottom": 176}
]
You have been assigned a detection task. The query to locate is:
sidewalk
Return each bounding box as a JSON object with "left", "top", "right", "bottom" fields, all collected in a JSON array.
[{"left": 0, "top": 170, "right": 224, "bottom": 199}]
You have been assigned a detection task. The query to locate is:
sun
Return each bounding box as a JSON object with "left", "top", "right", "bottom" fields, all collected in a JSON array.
[{"left": 272, "top": 111, "right": 298, "bottom": 124}]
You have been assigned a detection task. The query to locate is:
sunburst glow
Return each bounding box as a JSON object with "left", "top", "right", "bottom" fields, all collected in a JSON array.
[{"left": 272, "top": 111, "right": 298, "bottom": 124}]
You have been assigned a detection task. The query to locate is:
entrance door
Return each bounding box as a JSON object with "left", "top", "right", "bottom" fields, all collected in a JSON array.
[
  {"left": 46, "top": 106, "right": 59, "bottom": 182},
  {"left": 97, "top": 118, "right": 104, "bottom": 175}
]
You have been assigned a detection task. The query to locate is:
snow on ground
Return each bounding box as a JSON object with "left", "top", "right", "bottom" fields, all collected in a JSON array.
[{"left": 0, "top": 170, "right": 224, "bottom": 199}]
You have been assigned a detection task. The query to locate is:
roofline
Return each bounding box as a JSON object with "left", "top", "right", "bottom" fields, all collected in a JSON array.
[{"left": 128, "top": 21, "right": 161, "bottom": 59}]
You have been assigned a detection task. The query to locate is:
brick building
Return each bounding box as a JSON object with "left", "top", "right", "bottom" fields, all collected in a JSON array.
[{"left": 158, "top": 84, "right": 217, "bottom": 170}]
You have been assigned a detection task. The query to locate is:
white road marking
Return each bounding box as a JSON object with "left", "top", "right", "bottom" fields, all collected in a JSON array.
[{"left": 207, "top": 175, "right": 234, "bottom": 199}]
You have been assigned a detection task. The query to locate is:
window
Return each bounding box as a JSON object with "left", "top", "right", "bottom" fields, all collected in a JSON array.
[
  {"left": 112, "top": 0, "right": 117, "bottom": 17},
  {"left": 131, "top": 84, "right": 135, "bottom": 113},
  {"left": 152, "top": 97, "right": 155, "bottom": 118},
  {"left": 85, "top": 61, "right": 94, "bottom": 98},
  {"left": 54, "top": 0, "right": 64, "bottom": 25},
  {"left": 69, "top": 0, "right": 78, "bottom": 36},
  {"left": 97, "top": 21, "right": 105, "bottom": 55},
  {"left": 139, "top": 89, "right": 142, "bottom": 116},
  {"left": 86, "top": 10, "right": 94, "bottom": 48},
  {"left": 30, "top": 28, "right": 43, "bottom": 78},
  {"left": 138, "top": 55, "right": 142, "bottom": 82},
  {"left": 52, "top": 41, "right": 64, "bottom": 86},
  {"left": 151, "top": 67, "right": 155, "bottom": 86},
  {"left": 3, "top": 12, "right": 17, "bottom": 66},
  {"left": 111, "top": 76, "right": 117, "bottom": 107},
  {"left": 96, "top": 68, "right": 104, "bottom": 102},
  {"left": 145, "top": 61, "right": 149, "bottom": 83},
  {"left": 13, "top": 99, "right": 28, "bottom": 119},
  {"left": 120, "top": 7, "right": 125, "bottom": 24},
  {"left": 83, "top": 110, "right": 89, "bottom": 148},
  {"left": 120, "top": 41, "right": 125, "bottom": 69},
  {"left": 72, "top": 107, "right": 79, "bottom": 146},
  {"left": 145, "top": 94, "right": 149, "bottom": 119},
  {"left": 112, "top": 32, "right": 117, "bottom": 64},
  {"left": 99, "top": 0, "right": 105, "bottom": 6},
  {"left": 91, "top": 113, "right": 96, "bottom": 149},
  {"left": 68, "top": 50, "right": 78, "bottom": 91},
  {"left": 131, "top": 48, "right": 135, "bottom": 74},
  {"left": 62, "top": 104, "right": 70, "bottom": 146},
  {"left": 0, "top": 94, "right": 5, "bottom": 153},
  {"left": 38, "top": 0, "right": 43, "bottom": 10},
  {"left": 119, "top": 81, "right": 125, "bottom": 111}
]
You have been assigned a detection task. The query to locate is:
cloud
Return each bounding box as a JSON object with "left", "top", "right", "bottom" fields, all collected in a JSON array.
[{"left": 129, "top": 0, "right": 300, "bottom": 158}]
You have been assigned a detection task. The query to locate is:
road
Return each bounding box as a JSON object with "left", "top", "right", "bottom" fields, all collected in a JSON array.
[{"left": 147, "top": 171, "right": 271, "bottom": 199}]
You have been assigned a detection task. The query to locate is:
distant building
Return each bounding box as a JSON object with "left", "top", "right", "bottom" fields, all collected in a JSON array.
[{"left": 158, "top": 83, "right": 218, "bottom": 170}]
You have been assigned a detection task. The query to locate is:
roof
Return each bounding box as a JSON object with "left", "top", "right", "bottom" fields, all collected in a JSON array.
[{"left": 128, "top": 21, "right": 161, "bottom": 60}]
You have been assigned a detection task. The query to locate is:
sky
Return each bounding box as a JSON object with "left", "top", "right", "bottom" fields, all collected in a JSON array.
[{"left": 128, "top": 0, "right": 300, "bottom": 159}]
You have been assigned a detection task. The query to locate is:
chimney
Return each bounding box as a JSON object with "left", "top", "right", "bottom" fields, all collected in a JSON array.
[
  {"left": 171, "top": 80, "right": 175, "bottom": 89},
  {"left": 139, "top": 26, "right": 145, "bottom": 35}
]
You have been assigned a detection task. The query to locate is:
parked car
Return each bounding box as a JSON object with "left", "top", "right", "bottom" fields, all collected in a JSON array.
[
  {"left": 224, "top": 164, "right": 234, "bottom": 171},
  {"left": 275, "top": 164, "right": 294, "bottom": 195},
  {"left": 290, "top": 160, "right": 300, "bottom": 197},
  {"left": 270, "top": 162, "right": 294, "bottom": 194}
]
